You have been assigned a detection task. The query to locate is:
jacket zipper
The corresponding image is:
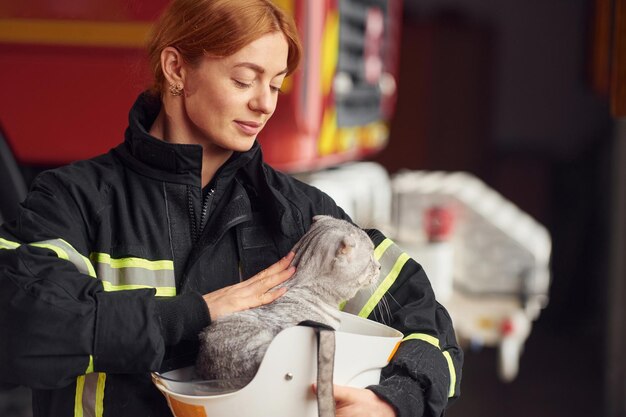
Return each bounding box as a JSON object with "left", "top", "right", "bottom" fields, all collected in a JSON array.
[
  {"left": 188, "top": 186, "right": 216, "bottom": 243},
  {"left": 187, "top": 186, "right": 198, "bottom": 242},
  {"left": 198, "top": 188, "right": 215, "bottom": 237}
]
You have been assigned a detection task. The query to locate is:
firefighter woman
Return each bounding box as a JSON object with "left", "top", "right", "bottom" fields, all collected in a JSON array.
[{"left": 0, "top": 0, "right": 462, "bottom": 416}]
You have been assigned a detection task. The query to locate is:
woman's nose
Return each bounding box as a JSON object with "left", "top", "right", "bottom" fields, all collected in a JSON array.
[{"left": 249, "top": 87, "right": 274, "bottom": 114}]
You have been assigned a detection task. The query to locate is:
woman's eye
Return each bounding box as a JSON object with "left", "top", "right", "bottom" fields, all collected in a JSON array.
[
  {"left": 270, "top": 85, "right": 283, "bottom": 94},
  {"left": 233, "top": 79, "right": 251, "bottom": 89}
]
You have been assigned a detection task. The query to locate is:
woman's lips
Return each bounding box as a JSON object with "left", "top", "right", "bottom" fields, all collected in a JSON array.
[{"left": 234, "top": 120, "right": 262, "bottom": 136}]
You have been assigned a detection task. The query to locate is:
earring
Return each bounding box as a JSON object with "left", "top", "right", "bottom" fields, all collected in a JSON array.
[{"left": 169, "top": 83, "right": 183, "bottom": 96}]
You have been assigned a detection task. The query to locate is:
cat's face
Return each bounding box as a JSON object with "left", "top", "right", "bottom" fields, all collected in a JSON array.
[{"left": 293, "top": 215, "right": 381, "bottom": 301}]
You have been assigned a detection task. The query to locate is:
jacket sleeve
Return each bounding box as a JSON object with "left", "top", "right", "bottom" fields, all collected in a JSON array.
[
  {"left": 358, "top": 229, "right": 463, "bottom": 417},
  {"left": 0, "top": 171, "right": 165, "bottom": 390}
]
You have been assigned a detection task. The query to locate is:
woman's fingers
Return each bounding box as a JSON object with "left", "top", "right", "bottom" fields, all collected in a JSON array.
[
  {"left": 203, "top": 252, "right": 296, "bottom": 320},
  {"left": 257, "top": 286, "right": 288, "bottom": 304},
  {"left": 312, "top": 384, "right": 397, "bottom": 417},
  {"left": 255, "top": 263, "right": 296, "bottom": 291}
]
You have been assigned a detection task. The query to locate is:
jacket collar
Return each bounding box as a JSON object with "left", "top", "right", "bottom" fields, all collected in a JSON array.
[
  {"left": 116, "top": 92, "right": 259, "bottom": 187},
  {"left": 125, "top": 92, "right": 203, "bottom": 178}
]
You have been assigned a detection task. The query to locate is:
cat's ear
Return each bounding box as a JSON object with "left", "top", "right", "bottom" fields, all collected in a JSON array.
[{"left": 337, "top": 235, "right": 357, "bottom": 256}]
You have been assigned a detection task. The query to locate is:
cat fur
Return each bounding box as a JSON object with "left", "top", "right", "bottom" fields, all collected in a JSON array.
[{"left": 195, "top": 215, "right": 381, "bottom": 387}]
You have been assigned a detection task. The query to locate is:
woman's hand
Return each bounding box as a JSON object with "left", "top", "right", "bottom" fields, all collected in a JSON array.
[
  {"left": 202, "top": 252, "right": 296, "bottom": 320},
  {"left": 313, "top": 384, "right": 397, "bottom": 417}
]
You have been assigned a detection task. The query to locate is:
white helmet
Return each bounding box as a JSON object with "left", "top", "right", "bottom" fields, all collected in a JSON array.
[{"left": 153, "top": 312, "right": 402, "bottom": 417}]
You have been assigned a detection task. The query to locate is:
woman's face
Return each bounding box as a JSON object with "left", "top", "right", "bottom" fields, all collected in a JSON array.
[{"left": 180, "top": 31, "right": 289, "bottom": 152}]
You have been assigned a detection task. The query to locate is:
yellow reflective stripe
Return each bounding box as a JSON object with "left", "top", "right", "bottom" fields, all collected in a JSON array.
[
  {"left": 56, "top": 238, "right": 97, "bottom": 278},
  {"left": 374, "top": 238, "right": 394, "bottom": 260},
  {"left": 2, "top": 237, "right": 95, "bottom": 278},
  {"left": 401, "top": 334, "right": 457, "bottom": 398},
  {"left": 74, "top": 376, "right": 85, "bottom": 417},
  {"left": 91, "top": 252, "right": 176, "bottom": 295},
  {"left": 402, "top": 333, "right": 440, "bottom": 349},
  {"left": 95, "top": 373, "right": 106, "bottom": 417},
  {"left": 443, "top": 351, "right": 456, "bottom": 398},
  {"left": 91, "top": 252, "right": 173, "bottom": 270},
  {"left": 30, "top": 239, "right": 96, "bottom": 277},
  {"left": 358, "top": 252, "right": 410, "bottom": 318},
  {"left": 101, "top": 281, "right": 176, "bottom": 296},
  {"left": 0, "top": 237, "right": 20, "bottom": 249},
  {"left": 85, "top": 356, "right": 94, "bottom": 374},
  {"left": 341, "top": 238, "right": 402, "bottom": 314},
  {"left": 31, "top": 242, "right": 69, "bottom": 260}
]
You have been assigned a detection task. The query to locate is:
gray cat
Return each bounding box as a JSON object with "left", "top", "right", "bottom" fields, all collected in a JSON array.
[{"left": 195, "top": 215, "right": 381, "bottom": 388}]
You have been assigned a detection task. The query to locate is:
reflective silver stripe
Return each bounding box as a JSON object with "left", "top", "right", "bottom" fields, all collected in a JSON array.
[
  {"left": 90, "top": 253, "right": 176, "bottom": 296},
  {"left": 342, "top": 238, "right": 405, "bottom": 316},
  {"left": 4, "top": 239, "right": 175, "bottom": 295},
  {"left": 2, "top": 238, "right": 95, "bottom": 276},
  {"left": 30, "top": 239, "right": 96, "bottom": 277},
  {"left": 75, "top": 373, "right": 106, "bottom": 417}
]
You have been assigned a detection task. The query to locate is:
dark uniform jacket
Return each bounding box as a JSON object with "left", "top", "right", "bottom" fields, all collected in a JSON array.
[{"left": 0, "top": 93, "right": 462, "bottom": 417}]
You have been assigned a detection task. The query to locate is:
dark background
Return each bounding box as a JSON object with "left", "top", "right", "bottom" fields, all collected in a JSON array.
[{"left": 373, "top": 1, "right": 617, "bottom": 416}]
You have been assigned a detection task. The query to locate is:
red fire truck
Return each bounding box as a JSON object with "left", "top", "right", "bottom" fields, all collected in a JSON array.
[{"left": 0, "top": 0, "right": 402, "bottom": 172}]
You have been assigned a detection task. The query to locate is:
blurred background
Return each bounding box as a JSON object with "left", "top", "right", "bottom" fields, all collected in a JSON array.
[{"left": 0, "top": 0, "right": 624, "bottom": 416}]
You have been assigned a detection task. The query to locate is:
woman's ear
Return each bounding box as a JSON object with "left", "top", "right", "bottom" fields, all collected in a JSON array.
[{"left": 160, "top": 46, "right": 186, "bottom": 90}]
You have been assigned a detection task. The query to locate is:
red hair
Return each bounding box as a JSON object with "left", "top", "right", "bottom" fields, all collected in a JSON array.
[{"left": 147, "top": 0, "right": 302, "bottom": 95}]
